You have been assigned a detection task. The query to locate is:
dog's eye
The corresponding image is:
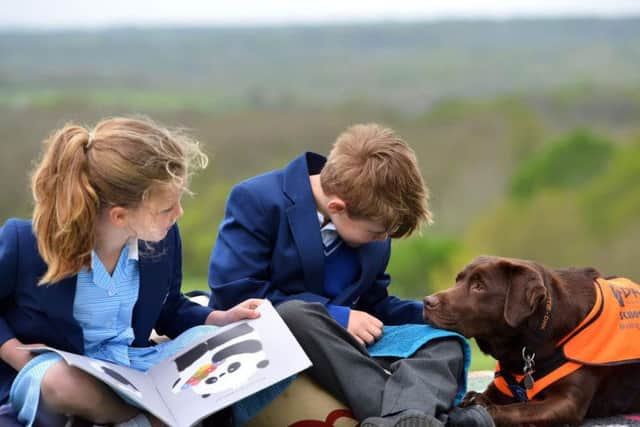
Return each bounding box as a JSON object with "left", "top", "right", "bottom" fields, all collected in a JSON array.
[{"left": 470, "top": 278, "right": 486, "bottom": 292}]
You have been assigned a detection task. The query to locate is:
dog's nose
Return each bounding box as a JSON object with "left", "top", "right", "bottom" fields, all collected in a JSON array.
[{"left": 423, "top": 295, "right": 439, "bottom": 309}]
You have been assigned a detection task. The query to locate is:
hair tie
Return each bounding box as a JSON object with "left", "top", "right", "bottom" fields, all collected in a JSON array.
[{"left": 85, "top": 131, "right": 95, "bottom": 151}]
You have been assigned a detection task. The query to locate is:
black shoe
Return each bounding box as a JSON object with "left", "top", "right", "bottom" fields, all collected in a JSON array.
[
  {"left": 446, "top": 405, "right": 495, "bottom": 427},
  {"left": 361, "top": 410, "right": 440, "bottom": 427}
]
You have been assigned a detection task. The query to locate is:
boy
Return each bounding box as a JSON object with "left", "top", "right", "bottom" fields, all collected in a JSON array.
[{"left": 209, "top": 124, "right": 493, "bottom": 427}]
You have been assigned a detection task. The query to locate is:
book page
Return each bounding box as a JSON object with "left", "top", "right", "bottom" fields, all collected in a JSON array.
[
  {"left": 148, "top": 300, "right": 312, "bottom": 427},
  {"left": 22, "top": 347, "right": 176, "bottom": 426}
]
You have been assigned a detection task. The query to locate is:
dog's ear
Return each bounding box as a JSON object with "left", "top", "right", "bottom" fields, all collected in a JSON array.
[{"left": 501, "top": 261, "right": 547, "bottom": 328}]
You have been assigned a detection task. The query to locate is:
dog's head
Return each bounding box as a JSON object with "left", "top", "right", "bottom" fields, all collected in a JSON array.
[{"left": 423, "top": 256, "right": 548, "bottom": 340}]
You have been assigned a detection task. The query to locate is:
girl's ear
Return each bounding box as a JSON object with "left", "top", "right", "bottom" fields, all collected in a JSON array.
[
  {"left": 107, "top": 206, "right": 130, "bottom": 228},
  {"left": 326, "top": 197, "right": 346, "bottom": 214}
]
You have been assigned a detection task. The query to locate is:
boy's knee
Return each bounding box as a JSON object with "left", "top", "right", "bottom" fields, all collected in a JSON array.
[
  {"left": 437, "top": 337, "right": 465, "bottom": 357},
  {"left": 421, "top": 337, "right": 466, "bottom": 377},
  {"left": 418, "top": 337, "right": 464, "bottom": 357}
]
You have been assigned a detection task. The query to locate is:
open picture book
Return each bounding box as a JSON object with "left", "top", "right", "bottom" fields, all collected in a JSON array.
[{"left": 22, "top": 300, "right": 312, "bottom": 427}]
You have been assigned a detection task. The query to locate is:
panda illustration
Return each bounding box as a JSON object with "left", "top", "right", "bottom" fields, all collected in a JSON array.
[{"left": 171, "top": 323, "right": 270, "bottom": 398}]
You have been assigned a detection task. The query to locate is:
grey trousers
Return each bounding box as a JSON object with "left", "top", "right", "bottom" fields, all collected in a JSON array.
[{"left": 277, "top": 301, "right": 464, "bottom": 422}]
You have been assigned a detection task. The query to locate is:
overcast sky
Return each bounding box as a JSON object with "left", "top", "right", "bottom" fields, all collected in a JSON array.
[{"left": 3, "top": 0, "right": 640, "bottom": 29}]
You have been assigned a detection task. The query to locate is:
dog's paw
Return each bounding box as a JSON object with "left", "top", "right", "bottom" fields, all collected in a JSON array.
[
  {"left": 460, "top": 391, "right": 481, "bottom": 407},
  {"left": 460, "top": 391, "right": 493, "bottom": 409}
]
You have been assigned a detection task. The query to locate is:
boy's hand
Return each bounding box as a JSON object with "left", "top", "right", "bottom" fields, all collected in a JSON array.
[
  {"left": 347, "top": 310, "right": 383, "bottom": 346},
  {"left": 205, "top": 298, "right": 263, "bottom": 326}
]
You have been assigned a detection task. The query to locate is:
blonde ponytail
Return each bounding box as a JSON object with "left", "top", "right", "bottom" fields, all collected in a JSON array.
[
  {"left": 32, "top": 125, "right": 99, "bottom": 284},
  {"left": 31, "top": 117, "right": 207, "bottom": 285}
]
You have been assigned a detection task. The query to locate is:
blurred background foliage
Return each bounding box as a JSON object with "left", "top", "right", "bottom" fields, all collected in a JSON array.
[{"left": 2, "top": 18, "right": 640, "bottom": 305}]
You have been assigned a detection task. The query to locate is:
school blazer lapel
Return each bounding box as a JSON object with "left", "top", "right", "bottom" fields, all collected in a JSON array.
[
  {"left": 39, "top": 275, "right": 84, "bottom": 353},
  {"left": 283, "top": 153, "right": 325, "bottom": 295},
  {"left": 286, "top": 203, "right": 325, "bottom": 295},
  {"left": 133, "top": 242, "right": 172, "bottom": 336}
]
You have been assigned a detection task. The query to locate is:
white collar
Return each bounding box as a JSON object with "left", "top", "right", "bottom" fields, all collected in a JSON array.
[
  {"left": 89, "top": 237, "right": 139, "bottom": 263},
  {"left": 126, "top": 238, "right": 139, "bottom": 261},
  {"left": 317, "top": 212, "right": 336, "bottom": 232}
]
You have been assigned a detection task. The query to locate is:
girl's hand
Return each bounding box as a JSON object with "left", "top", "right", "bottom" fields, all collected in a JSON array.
[
  {"left": 205, "top": 298, "right": 263, "bottom": 326},
  {"left": 0, "top": 338, "right": 44, "bottom": 371}
]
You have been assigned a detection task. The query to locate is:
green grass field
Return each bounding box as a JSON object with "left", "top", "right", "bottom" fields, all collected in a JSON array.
[{"left": 182, "top": 276, "right": 209, "bottom": 294}]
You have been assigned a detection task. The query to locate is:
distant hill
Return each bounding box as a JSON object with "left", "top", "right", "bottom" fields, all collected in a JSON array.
[
  {"left": 1, "top": 18, "right": 639, "bottom": 111},
  {"left": 2, "top": 18, "right": 640, "bottom": 291}
]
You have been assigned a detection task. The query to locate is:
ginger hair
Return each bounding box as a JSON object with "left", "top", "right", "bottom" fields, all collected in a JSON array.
[{"left": 320, "top": 123, "right": 432, "bottom": 238}]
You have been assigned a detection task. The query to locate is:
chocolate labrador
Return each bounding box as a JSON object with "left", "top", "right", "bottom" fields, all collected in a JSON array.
[{"left": 423, "top": 256, "right": 640, "bottom": 427}]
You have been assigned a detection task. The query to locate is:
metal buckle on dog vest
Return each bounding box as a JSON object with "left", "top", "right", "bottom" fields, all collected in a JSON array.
[{"left": 522, "top": 347, "right": 535, "bottom": 390}]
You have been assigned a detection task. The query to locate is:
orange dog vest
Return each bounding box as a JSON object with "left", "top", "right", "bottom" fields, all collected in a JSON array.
[{"left": 495, "top": 277, "right": 640, "bottom": 400}]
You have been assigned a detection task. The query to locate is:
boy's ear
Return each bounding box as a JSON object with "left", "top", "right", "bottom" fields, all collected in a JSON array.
[
  {"left": 326, "top": 198, "right": 346, "bottom": 214},
  {"left": 108, "top": 206, "right": 129, "bottom": 228}
]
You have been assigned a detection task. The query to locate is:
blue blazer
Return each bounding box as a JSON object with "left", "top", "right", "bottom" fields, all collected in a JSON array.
[
  {"left": 209, "top": 152, "right": 423, "bottom": 325},
  {"left": 0, "top": 219, "right": 211, "bottom": 403}
]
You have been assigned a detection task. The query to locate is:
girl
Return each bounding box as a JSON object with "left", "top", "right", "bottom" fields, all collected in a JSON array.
[{"left": 0, "top": 117, "right": 262, "bottom": 427}]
